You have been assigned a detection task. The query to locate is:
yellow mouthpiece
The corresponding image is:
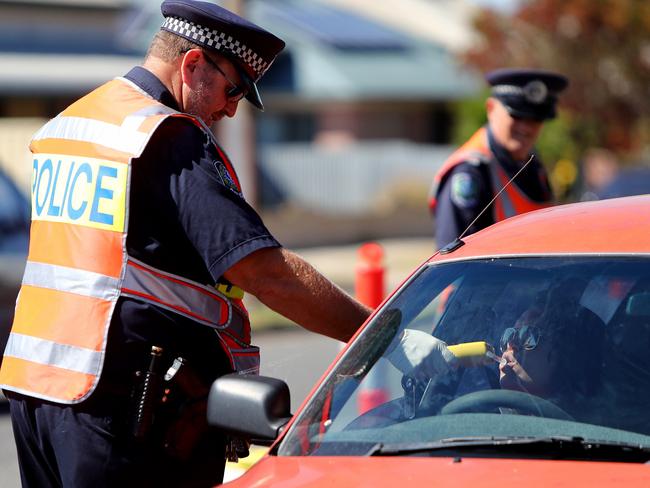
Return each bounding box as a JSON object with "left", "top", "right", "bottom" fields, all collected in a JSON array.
[{"left": 447, "top": 341, "right": 501, "bottom": 366}]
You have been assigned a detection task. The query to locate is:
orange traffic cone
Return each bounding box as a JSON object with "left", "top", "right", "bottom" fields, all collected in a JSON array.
[{"left": 355, "top": 242, "right": 390, "bottom": 415}]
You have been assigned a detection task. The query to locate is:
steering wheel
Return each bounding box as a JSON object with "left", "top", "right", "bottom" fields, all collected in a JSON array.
[
  {"left": 344, "top": 398, "right": 404, "bottom": 430},
  {"left": 440, "top": 389, "right": 574, "bottom": 421}
]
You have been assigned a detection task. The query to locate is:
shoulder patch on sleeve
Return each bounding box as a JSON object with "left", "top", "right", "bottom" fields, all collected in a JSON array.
[
  {"left": 212, "top": 159, "right": 242, "bottom": 196},
  {"left": 450, "top": 172, "right": 480, "bottom": 208}
]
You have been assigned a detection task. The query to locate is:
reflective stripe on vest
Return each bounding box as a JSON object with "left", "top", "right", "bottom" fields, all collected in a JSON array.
[
  {"left": 0, "top": 77, "right": 255, "bottom": 404},
  {"left": 122, "top": 257, "right": 249, "bottom": 342},
  {"left": 32, "top": 115, "right": 149, "bottom": 156},
  {"left": 217, "top": 331, "right": 260, "bottom": 375},
  {"left": 4, "top": 333, "right": 101, "bottom": 376},
  {"left": 23, "top": 260, "right": 120, "bottom": 301}
]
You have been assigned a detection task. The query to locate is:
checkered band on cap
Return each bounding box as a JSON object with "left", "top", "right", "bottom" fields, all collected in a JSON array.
[
  {"left": 492, "top": 85, "right": 525, "bottom": 97},
  {"left": 162, "top": 16, "right": 270, "bottom": 79},
  {"left": 492, "top": 83, "right": 555, "bottom": 104}
]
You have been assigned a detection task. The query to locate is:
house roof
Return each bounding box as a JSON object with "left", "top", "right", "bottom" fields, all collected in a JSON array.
[
  {"left": 251, "top": 0, "right": 481, "bottom": 101},
  {"left": 318, "top": 0, "right": 479, "bottom": 53},
  {"left": 0, "top": 0, "right": 481, "bottom": 99},
  {"left": 131, "top": 0, "right": 481, "bottom": 101}
]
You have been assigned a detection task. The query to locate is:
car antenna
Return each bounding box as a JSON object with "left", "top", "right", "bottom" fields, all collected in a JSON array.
[{"left": 439, "top": 154, "right": 536, "bottom": 254}]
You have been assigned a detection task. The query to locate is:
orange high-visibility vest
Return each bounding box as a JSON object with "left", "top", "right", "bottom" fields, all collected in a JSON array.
[
  {"left": 428, "top": 127, "right": 552, "bottom": 221},
  {"left": 0, "top": 77, "right": 258, "bottom": 404}
]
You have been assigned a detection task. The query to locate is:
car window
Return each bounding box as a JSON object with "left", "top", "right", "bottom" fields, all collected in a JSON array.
[{"left": 280, "top": 257, "right": 650, "bottom": 457}]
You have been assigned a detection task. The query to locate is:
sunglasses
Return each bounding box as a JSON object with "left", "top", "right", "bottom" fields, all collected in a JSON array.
[
  {"left": 201, "top": 51, "right": 247, "bottom": 102},
  {"left": 499, "top": 325, "right": 542, "bottom": 353}
]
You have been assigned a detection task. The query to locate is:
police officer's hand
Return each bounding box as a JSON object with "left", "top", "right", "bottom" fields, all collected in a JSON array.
[{"left": 386, "top": 329, "right": 457, "bottom": 381}]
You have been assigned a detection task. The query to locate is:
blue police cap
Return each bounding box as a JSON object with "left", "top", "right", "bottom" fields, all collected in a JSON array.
[
  {"left": 161, "top": 0, "right": 285, "bottom": 110},
  {"left": 486, "top": 68, "right": 569, "bottom": 121}
]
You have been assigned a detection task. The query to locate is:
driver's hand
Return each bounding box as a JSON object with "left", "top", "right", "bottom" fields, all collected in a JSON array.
[{"left": 386, "top": 329, "right": 457, "bottom": 380}]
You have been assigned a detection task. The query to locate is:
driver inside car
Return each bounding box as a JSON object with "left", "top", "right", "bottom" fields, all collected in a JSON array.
[{"left": 498, "top": 278, "right": 605, "bottom": 417}]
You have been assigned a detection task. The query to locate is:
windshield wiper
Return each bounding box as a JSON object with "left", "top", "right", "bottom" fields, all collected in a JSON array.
[{"left": 368, "top": 436, "right": 650, "bottom": 462}]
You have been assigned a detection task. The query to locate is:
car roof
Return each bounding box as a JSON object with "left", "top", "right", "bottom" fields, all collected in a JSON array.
[{"left": 431, "top": 195, "right": 650, "bottom": 262}]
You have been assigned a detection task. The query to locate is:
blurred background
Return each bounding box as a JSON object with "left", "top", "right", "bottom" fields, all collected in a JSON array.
[
  {"left": 1, "top": 0, "right": 650, "bottom": 357},
  {"left": 0, "top": 1, "right": 650, "bottom": 483}
]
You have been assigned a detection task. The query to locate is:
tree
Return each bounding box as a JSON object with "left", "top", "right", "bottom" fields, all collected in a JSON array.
[{"left": 461, "top": 0, "right": 650, "bottom": 163}]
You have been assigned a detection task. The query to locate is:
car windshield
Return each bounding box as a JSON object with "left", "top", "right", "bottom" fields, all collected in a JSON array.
[{"left": 279, "top": 256, "right": 650, "bottom": 458}]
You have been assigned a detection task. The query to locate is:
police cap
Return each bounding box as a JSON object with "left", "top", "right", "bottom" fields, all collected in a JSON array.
[
  {"left": 161, "top": 0, "right": 285, "bottom": 110},
  {"left": 486, "top": 68, "right": 569, "bottom": 121}
]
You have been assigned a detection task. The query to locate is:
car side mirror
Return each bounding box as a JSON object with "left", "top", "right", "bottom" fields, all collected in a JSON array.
[{"left": 207, "top": 373, "right": 292, "bottom": 445}]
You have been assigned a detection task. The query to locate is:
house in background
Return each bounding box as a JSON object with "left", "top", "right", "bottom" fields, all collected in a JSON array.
[
  {"left": 253, "top": 0, "right": 479, "bottom": 145},
  {"left": 0, "top": 0, "right": 482, "bottom": 244},
  {"left": 240, "top": 0, "right": 480, "bottom": 224},
  {"left": 0, "top": 0, "right": 142, "bottom": 191}
]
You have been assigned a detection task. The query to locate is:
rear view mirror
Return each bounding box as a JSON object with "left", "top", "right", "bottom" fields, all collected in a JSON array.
[{"left": 207, "top": 374, "right": 292, "bottom": 445}]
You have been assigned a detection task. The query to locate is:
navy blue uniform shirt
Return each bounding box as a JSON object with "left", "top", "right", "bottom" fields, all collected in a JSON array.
[
  {"left": 99, "top": 67, "right": 281, "bottom": 391},
  {"left": 434, "top": 126, "right": 552, "bottom": 250}
]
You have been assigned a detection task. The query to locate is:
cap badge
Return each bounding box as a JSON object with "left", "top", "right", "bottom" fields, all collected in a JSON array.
[{"left": 523, "top": 80, "right": 548, "bottom": 104}]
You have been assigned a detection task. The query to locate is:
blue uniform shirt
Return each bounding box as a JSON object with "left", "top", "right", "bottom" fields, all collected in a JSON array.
[
  {"left": 434, "top": 126, "right": 552, "bottom": 250},
  {"left": 100, "top": 67, "right": 281, "bottom": 391}
]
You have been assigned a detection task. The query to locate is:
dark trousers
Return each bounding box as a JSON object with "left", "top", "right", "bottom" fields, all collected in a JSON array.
[{"left": 6, "top": 390, "right": 226, "bottom": 488}]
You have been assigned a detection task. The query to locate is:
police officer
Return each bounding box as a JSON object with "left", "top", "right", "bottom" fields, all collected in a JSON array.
[
  {"left": 0, "top": 2, "right": 374, "bottom": 487},
  {"left": 429, "top": 68, "right": 569, "bottom": 249},
  {"left": 1, "top": 1, "right": 456, "bottom": 486}
]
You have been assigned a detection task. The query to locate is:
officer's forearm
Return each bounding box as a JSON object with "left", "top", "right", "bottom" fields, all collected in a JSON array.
[
  {"left": 224, "top": 247, "right": 371, "bottom": 342},
  {"left": 255, "top": 254, "right": 371, "bottom": 342}
]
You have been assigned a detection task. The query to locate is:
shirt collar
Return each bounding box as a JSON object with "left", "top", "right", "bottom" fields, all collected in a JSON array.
[{"left": 123, "top": 66, "right": 179, "bottom": 111}]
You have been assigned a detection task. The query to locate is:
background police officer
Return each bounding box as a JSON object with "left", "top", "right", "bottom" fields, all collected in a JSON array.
[{"left": 429, "top": 68, "right": 569, "bottom": 250}]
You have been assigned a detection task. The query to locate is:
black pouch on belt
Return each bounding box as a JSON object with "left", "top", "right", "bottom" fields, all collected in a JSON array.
[{"left": 161, "top": 357, "right": 214, "bottom": 461}]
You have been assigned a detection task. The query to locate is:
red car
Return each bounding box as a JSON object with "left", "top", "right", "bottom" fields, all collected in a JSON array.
[{"left": 209, "top": 195, "right": 650, "bottom": 487}]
